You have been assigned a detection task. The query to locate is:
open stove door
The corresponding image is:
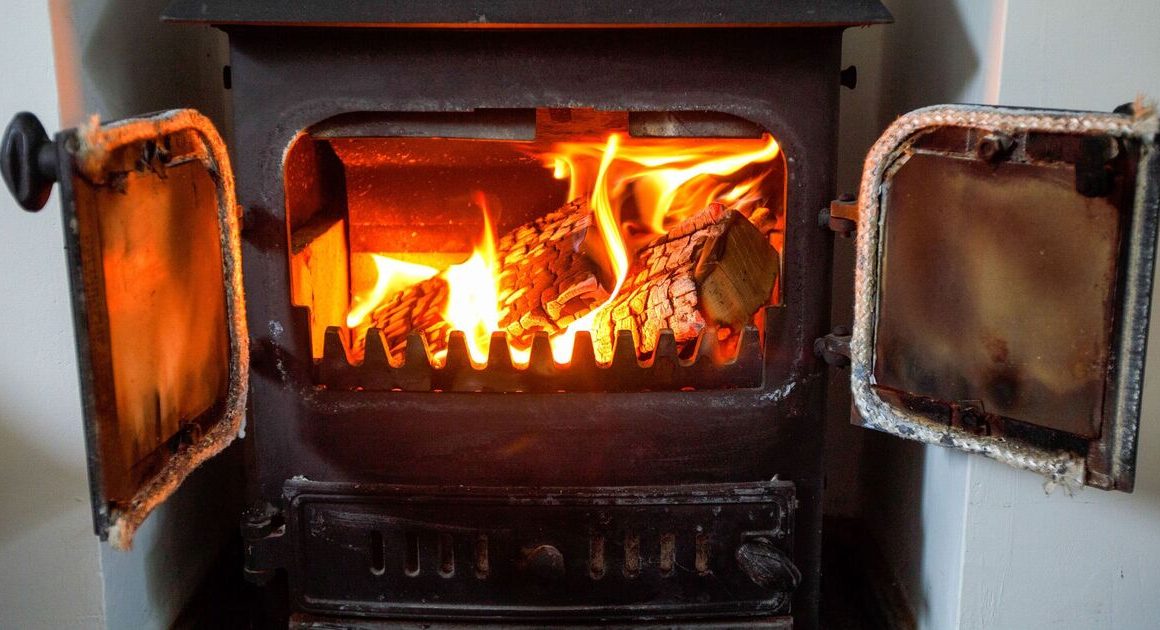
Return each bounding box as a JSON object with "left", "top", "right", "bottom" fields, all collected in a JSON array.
[
  {"left": 848, "top": 104, "right": 1159, "bottom": 492},
  {"left": 1, "top": 110, "right": 248, "bottom": 546}
]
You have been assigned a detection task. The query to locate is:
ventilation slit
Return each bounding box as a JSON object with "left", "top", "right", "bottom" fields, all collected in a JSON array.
[
  {"left": 438, "top": 532, "right": 455, "bottom": 577},
  {"left": 405, "top": 531, "right": 420, "bottom": 576},
  {"left": 474, "top": 534, "right": 490, "bottom": 579},
  {"left": 659, "top": 533, "right": 676, "bottom": 576},
  {"left": 589, "top": 534, "right": 606, "bottom": 580},
  {"left": 695, "top": 532, "right": 710, "bottom": 575},
  {"left": 369, "top": 531, "right": 385, "bottom": 576},
  {"left": 623, "top": 532, "right": 641, "bottom": 578}
]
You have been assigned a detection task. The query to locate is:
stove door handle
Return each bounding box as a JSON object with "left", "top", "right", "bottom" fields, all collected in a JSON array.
[
  {"left": 1, "top": 112, "right": 58, "bottom": 212},
  {"left": 735, "top": 537, "right": 801, "bottom": 593}
]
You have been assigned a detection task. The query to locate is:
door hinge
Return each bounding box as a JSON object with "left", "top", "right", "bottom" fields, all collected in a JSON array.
[
  {"left": 813, "top": 326, "right": 851, "bottom": 367},
  {"left": 242, "top": 501, "right": 287, "bottom": 585},
  {"left": 818, "top": 194, "right": 857, "bottom": 237}
]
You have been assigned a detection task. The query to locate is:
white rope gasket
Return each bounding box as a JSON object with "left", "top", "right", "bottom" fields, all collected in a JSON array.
[
  {"left": 851, "top": 104, "right": 1150, "bottom": 488},
  {"left": 77, "top": 110, "right": 249, "bottom": 549}
]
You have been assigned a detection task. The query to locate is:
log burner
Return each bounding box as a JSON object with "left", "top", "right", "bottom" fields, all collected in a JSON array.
[
  {"left": 215, "top": 10, "right": 847, "bottom": 625},
  {"left": 6, "top": 2, "right": 1160, "bottom": 629}
]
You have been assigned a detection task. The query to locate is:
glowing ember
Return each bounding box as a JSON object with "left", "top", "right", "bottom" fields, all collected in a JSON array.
[{"left": 345, "top": 131, "right": 781, "bottom": 365}]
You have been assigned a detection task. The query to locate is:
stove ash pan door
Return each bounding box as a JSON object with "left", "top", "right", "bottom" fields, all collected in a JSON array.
[
  {"left": 849, "top": 104, "right": 1160, "bottom": 492},
  {"left": 0, "top": 110, "right": 248, "bottom": 547}
]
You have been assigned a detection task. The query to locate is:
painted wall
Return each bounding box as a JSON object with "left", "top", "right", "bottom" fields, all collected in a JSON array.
[
  {"left": 0, "top": 2, "right": 239, "bottom": 628},
  {"left": 835, "top": 1, "right": 1009, "bottom": 627},
  {"left": 841, "top": 1, "right": 1160, "bottom": 628},
  {"left": 49, "top": 1, "right": 243, "bottom": 628},
  {"left": 0, "top": 1, "right": 106, "bottom": 628},
  {"left": 958, "top": 2, "right": 1160, "bottom": 628}
]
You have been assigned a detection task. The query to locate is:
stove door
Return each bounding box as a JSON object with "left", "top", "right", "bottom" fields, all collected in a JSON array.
[
  {"left": 1, "top": 110, "right": 248, "bottom": 546},
  {"left": 849, "top": 104, "right": 1159, "bottom": 491}
]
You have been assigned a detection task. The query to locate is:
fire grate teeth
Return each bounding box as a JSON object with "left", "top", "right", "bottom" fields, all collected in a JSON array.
[
  {"left": 317, "top": 307, "right": 773, "bottom": 393},
  {"left": 527, "top": 332, "right": 554, "bottom": 374}
]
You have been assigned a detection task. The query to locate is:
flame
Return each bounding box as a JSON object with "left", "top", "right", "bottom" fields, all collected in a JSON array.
[
  {"left": 346, "top": 256, "right": 438, "bottom": 329},
  {"left": 435, "top": 193, "right": 502, "bottom": 366},
  {"left": 345, "top": 132, "right": 780, "bottom": 366},
  {"left": 538, "top": 133, "right": 779, "bottom": 362},
  {"left": 541, "top": 133, "right": 780, "bottom": 234}
]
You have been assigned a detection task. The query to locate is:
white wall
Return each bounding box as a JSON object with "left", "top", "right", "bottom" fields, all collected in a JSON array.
[
  {"left": 0, "top": 2, "right": 237, "bottom": 628},
  {"left": 837, "top": 1, "right": 1009, "bottom": 627},
  {"left": 958, "top": 2, "right": 1160, "bottom": 628},
  {"left": 842, "top": 1, "right": 1160, "bottom": 628},
  {"left": 49, "top": 2, "right": 241, "bottom": 628},
  {"left": 0, "top": 1, "right": 106, "bottom": 628}
]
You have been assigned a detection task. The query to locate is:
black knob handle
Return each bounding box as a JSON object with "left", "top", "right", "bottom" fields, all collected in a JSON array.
[
  {"left": 522, "top": 544, "right": 565, "bottom": 580},
  {"left": 735, "top": 537, "right": 801, "bottom": 592},
  {"left": 2, "top": 112, "right": 58, "bottom": 211}
]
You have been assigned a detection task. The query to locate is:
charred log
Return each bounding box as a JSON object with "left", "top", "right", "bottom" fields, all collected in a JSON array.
[
  {"left": 496, "top": 198, "right": 611, "bottom": 344},
  {"left": 593, "top": 203, "right": 778, "bottom": 358},
  {"left": 364, "top": 199, "right": 612, "bottom": 358}
]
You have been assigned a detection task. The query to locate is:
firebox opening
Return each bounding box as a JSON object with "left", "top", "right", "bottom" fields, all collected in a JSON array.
[{"left": 286, "top": 109, "right": 786, "bottom": 388}]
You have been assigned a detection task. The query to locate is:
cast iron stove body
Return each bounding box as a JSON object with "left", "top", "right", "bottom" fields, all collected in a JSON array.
[
  {"left": 11, "top": 3, "right": 1160, "bottom": 628},
  {"left": 47, "top": 2, "right": 895, "bottom": 626},
  {"left": 167, "top": 3, "right": 889, "bottom": 628}
]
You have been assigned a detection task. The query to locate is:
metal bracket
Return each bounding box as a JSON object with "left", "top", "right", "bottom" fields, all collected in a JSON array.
[
  {"left": 1076, "top": 136, "right": 1120, "bottom": 198},
  {"left": 242, "top": 501, "right": 286, "bottom": 585},
  {"left": 813, "top": 326, "right": 851, "bottom": 367},
  {"left": 818, "top": 194, "right": 857, "bottom": 237}
]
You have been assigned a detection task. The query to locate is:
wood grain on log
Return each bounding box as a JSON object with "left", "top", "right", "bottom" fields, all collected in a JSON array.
[
  {"left": 364, "top": 275, "right": 451, "bottom": 357},
  {"left": 496, "top": 198, "right": 610, "bottom": 345},
  {"left": 358, "top": 199, "right": 776, "bottom": 363},
  {"left": 592, "top": 203, "right": 778, "bottom": 358},
  {"left": 364, "top": 198, "right": 612, "bottom": 358}
]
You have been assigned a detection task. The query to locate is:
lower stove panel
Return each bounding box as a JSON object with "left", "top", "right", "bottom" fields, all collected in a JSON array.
[
  {"left": 290, "top": 613, "right": 794, "bottom": 629},
  {"left": 270, "top": 480, "right": 797, "bottom": 622}
]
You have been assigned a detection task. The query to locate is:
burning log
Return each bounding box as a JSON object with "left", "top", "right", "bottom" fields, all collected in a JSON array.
[
  {"left": 496, "top": 199, "right": 611, "bottom": 341},
  {"left": 362, "top": 275, "right": 452, "bottom": 357},
  {"left": 365, "top": 199, "right": 611, "bottom": 358},
  {"left": 593, "top": 203, "right": 779, "bottom": 358},
  {"left": 360, "top": 199, "right": 775, "bottom": 364}
]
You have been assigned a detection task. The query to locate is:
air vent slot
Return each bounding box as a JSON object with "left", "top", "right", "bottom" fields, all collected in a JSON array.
[
  {"left": 589, "top": 534, "right": 606, "bottom": 580},
  {"left": 623, "top": 532, "right": 641, "bottom": 578},
  {"left": 404, "top": 531, "right": 420, "bottom": 576},
  {"left": 369, "top": 530, "right": 385, "bottom": 576},
  {"left": 474, "top": 534, "right": 490, "bottom": 579},
  {"left": 438, "top": 532, "right": 455, "bottom": 577},
  {"left": 695, "top": 531, "right": 711, "bottom": 575},
  {"left": 659, "top": 533, "right": 676, "bottom": 576}
]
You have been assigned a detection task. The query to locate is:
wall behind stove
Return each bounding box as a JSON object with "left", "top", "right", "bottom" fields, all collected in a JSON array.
[
  {"left": 958, "top": 2, "right": 1160, "bottom": 628},
  {"left": 837, "top": 1, "right": 1160, "bottom": 628},
  {"left": 0, "top": 1, "right": 106, "bottom": 627},
  {"left": 49, "top": 1, "right": 242, "bottom": 629},
  {"left": 833, "top": 2, "right": 1006, "bottom": 627}
]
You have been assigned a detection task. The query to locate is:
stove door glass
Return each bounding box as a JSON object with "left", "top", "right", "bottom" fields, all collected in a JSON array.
[
  {"left": 849, "top": 104, "right": 1158, "bottom": 491},
  {"left": 13, "top": 110, "right": 249, "bottom": 545}
]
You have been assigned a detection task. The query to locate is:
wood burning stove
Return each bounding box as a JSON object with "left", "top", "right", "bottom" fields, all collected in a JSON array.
[{"left": 4, "top": 2, "right": 1159, "bottom": 629}]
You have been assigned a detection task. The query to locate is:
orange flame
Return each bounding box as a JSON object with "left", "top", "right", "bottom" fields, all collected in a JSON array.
[
  {"left": 437, "top": 193, "right": 501, "bottom": 366},
  {"left": 541, "top": 133, "right": 780, "bottom": 234},
  {"left": 538, "top": 133, "right": 779, "bottom": 362},
  {"left": 346, "top": 256, "right": 438, "bottom": 330},
  {"left": 346, "top": 132, "right": 781, "bottom": 366}
]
